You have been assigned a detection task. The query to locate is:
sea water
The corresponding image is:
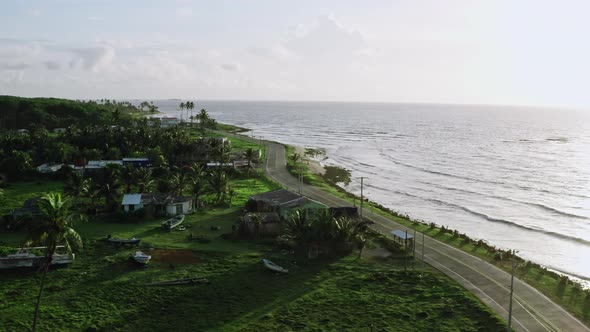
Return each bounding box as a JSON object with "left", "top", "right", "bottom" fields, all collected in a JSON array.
[{"left": 155, "top": 100, "right": 590, "bottom": 282}]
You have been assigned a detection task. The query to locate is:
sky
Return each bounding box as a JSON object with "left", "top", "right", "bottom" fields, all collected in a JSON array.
[{"left": 1, "top": 0, "right": 590, "bottom": 108}]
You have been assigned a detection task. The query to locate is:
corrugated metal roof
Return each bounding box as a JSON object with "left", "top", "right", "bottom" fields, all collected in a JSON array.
[
  {"left": 391, "top": 230, "right": 413, "bottom": 239},
  {"left": 122, "top": 194, "right": 142, "bottom": 205}
]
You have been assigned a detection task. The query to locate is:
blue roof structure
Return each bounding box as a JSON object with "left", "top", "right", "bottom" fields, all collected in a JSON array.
[{"left": 390, "top": 230, "right": 413, "bottom": 239}]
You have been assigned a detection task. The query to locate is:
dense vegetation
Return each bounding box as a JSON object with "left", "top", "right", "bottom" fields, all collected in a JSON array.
[{"left": 0, "top": 96, "right": 145, "bottom": 130}]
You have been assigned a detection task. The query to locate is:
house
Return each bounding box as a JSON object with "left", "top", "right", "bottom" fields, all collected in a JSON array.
[
  {"left": 36, "top": 163, "right": 65, "bottom": 174},
  {"left": 53, "top": 128, "right": 66, "bottom": 134},
  {"left": 159, "top": 117, "right": 180, "bottom": 128},
  {"left": 87, "top": 160, "right": 124, "bottom": 168},
  {"left": 16, "top": 129, "right": 29, "bottom": 135},
  {"left": 122, "top": 158, "right": 151, "bottom": 168},
  {"left": 246, "top": 189, "right": 327, "bottom": 220},
  {"left": 122, "top": 193, "right": 193, "bottom": 216}
]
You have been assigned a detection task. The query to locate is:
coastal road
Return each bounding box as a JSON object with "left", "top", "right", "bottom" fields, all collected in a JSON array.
[{"left": 262, "top": 140, "right": 589, "bottom": 332}]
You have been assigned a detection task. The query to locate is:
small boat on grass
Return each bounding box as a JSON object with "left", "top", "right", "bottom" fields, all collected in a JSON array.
[
  {"left": 262, "top": 259, "right": 288, "bottom": 274},
  {"left": 147, "top": 276, "right": 209, "bottom": 286},
  {"left": 131, "top": 251, "right": 151, "bottom": 264},
  {"left": 0, "top": 246, "right": 74, "bottom": 270},
  {"left": 161, "top": 214, "right": 185, "bottom": 231},
  {"left": 106, "top": 235, "right": 140, "bottom": 246}
]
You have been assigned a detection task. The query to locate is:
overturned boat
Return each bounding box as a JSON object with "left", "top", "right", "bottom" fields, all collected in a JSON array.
[
  {"left": 161, "top": 214, "right": 185, "bottom": 231},
  {"left": 106, "top": 235, "right": 141, "bottom": 246},
  {"left": 131, "top": 251, "right": 151, "bottom": 264},
  {"left": 0, "top": 246, "right": 74, "bottom": 270},
  {"left": 262, "top": 259, "right": 288, "bottom": 274}
]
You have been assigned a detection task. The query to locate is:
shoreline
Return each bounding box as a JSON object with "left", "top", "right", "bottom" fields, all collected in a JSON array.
[
  {"left": 287, "top": 142, "right": 588, "bottom": 287},
  {"left": 231, "top": 127, "right": 589, "bottom": 287}
]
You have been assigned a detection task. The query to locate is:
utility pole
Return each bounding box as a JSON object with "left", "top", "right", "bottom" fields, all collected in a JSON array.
[
  {"left": 298, "top": 165, "right": 303, "bottom": 194},
  {"left": 422, "top": 232, "right": 425, "bottom": 269},
  {"left": 508, "top": 249, "right": 518, "bottom": 332},
  {"left": 413, "top": 229, "right": 416, "bottom": 269},
  {"left": 404, "top": 230, "right": 408, "bottom": 272},
  {"left": 359, "top": 177, "right": 367, "bottom": 218}
]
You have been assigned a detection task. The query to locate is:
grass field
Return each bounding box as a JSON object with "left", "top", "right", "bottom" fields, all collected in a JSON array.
[
  {"left": 0, "top": 132, "right": 507, "bottom": 331},
  {"left": 0, "top": 180, "right": 64, "bottom": 215}
]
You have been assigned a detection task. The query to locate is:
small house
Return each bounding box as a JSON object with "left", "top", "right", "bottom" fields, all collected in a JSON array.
[
  {"left": 122, "top": 193, "right": 193, "bottom": 216},
  {"left": 16, "top": 129, "right": 29, "bottom": 135},
  {"left": 246, "top": 189, "right": 326, "bottom": 220},
  {"left": 36, "top": 163, "right": 65, "bottom": 174},
  {"left": 87, "top": 160, "right": 124, "bottom": 168},
  {"left": 159, "top": 117, "right": 180, "bottom": 128}
]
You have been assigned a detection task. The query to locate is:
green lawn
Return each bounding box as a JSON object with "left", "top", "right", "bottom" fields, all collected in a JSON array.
[
  {"left": 0, "top": 173, "right": 506, "bottom": 331},
  {"left": 0, "top": 242, "right": 505, "bottom": 332},
  {"left": 0, "top": 131, "right": 510, "bottom": 331},
  {"left": 0, "top": 180, "right": 64, "bottom": 215}
]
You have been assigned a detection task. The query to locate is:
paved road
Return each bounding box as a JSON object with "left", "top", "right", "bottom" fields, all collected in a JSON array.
[{"left": 262, "top": 140, "right": 589, "bottom": 332}]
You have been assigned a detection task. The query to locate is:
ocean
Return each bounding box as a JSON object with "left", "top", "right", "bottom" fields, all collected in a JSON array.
[{"left": 154, "top": 100, "right": 590, "bottom": 282}]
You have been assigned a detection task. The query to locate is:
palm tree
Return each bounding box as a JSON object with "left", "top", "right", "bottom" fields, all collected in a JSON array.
[
  {"left": 96, "top": 165, "right": 122, "bottom": 212},
  {"left": 213, "top": 140, "right": 232, "bottom": 164},
  {"left": 25, "top": 193, "right": 84, "bottom": 332},
  {"left": 243, "top": 148, "right": 258, "bottom": 173},
  {"left": 186, "top": 101, "right": 194, "bottom": 126},
  {"left": 179, "top": 102, "right": 186, "bottom": 122},
  {"left": 121, "top": 166, "right": 136, "bottom": 194},
  {"left": 133, "top": 168, "right": 154, "bottom": 193},
  {"left": 169, "top": 172, "right": 189, "bottom": 196},
  {"left": 208, "top": 168, "right": 230, "bottom": 205},
  {"left": 186, "top": 163, "right": 207, "bottom": 210}
]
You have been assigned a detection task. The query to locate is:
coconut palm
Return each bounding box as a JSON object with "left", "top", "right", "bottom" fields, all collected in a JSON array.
[
  {"left": 243, "top": 148, "right": 258, "bottom": 173},
  {"left": 63, "top": 172, "right": 85, "bottom": 198},
  {"left": 186, "top": 163, "right": 208, "bottom": 210},
  {"left": 186, "top": 101, "right": 195, "bottom": 126},
  {"left": 169, "top": 172, "right": 189, "bottom": 196},
  {"left": 179, "top": 102, "right": 186, "bottom": 122},
  {"left": 121, "top": 166, "right": 136, "bottom": 193},
  {"left": 213, "top": 140, "right": 232, "bottom": 164},
  {"left": 208, "top": 168, "right": 230, "bottom": 205},
  {"left": 25, "top": 193, "right": 84, "bottom": 332},
  {"left": 96, "top": 164, "right": 122, "bottom": 212},
  {"left": 133, "top": 167, "right": 154, "bottom": 193}
]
